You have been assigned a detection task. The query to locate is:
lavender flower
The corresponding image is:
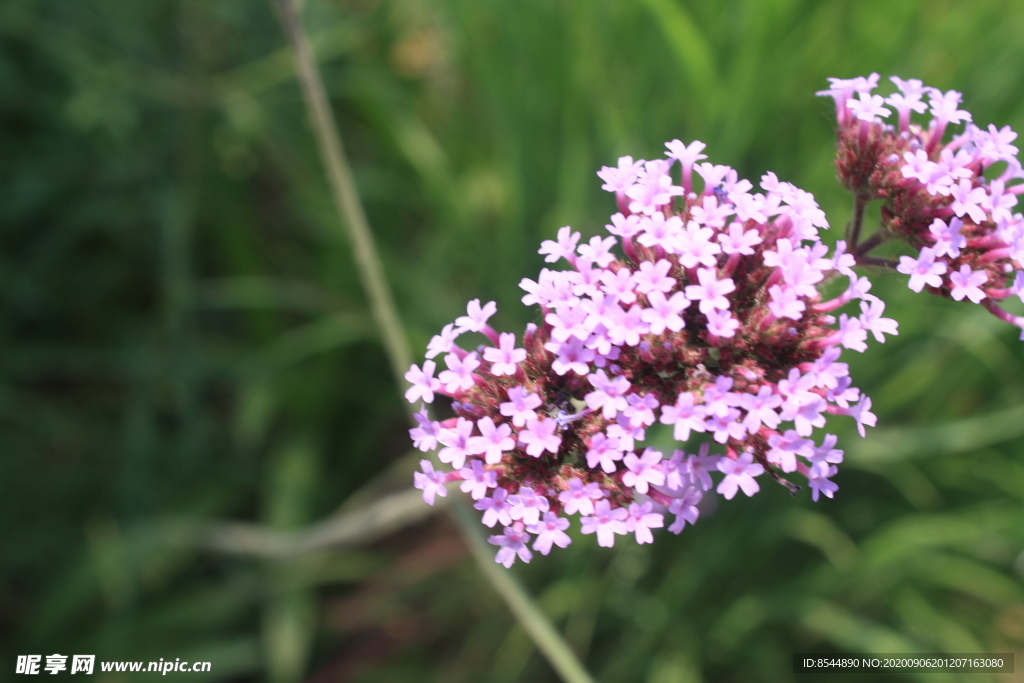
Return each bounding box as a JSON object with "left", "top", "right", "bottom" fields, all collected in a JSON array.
[{"left": 405, "top": 138, "right": 894, "bottom": 566}]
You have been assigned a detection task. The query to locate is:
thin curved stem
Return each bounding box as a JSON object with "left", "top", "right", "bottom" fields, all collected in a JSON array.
[
  {"left": 276, "top": 0, "right": 412, "bottom": 387},
  {"left": 853, "top": 231, "right": 887, "bottom": 257},
  {"left": 274, "top": 3, "right": 595, "bottom": 681},
  {"left": 855, "top": 255, "right": 900, "bottom": 269}
]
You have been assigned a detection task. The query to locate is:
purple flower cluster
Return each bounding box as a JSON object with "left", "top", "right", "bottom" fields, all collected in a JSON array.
[
  {"left": 406, "top": 139, "right": 898, "bottom": 567},
  {"left": 820, "top": 75, "right": 1024, "bottom": 335}
]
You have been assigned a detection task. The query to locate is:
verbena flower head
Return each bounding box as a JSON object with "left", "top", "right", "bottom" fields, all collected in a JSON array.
[
  {"left": 406, "top": 140, "right": 896, "bottom": 566},
  {"left": 822, "top": 75, "right": 1024, "bottom": 336}
]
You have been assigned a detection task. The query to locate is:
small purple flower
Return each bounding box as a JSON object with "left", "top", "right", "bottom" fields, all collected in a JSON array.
[
  {"left": 685, "top": 268, "right": 735, "bottom": 314},
  {"left": 597, "top": 156, "right": 642, "bottom": 193},
  {"left": 455, "top": 299, "right": 497, "bottom": 334},
  {"left": 518, "top": 417, "right": 562, "bottom": 457},
  {"left": 640, "top": 290, "right": 689, "bottom": 334},
  {"left": 499, "top": 386, "right": 542, "bottom": 427},
  {"left": 539, "top": 226, "right": 581, "bottom": 264},
  {"left": 585, "top": 369, "right": 631, "bottom": 419},
  {"left": 847, "top": 91, "right": 891, "bottom": 122},
  {"left": 688, "top": 447, "right": 719, "bottom": 491},
  {"left": 414, "top": 460, "right": 448, "bottom": 505},
  {"left": 664, "top": 139, "right": 707, "bottom": 167},
  {"left": 438, "top": 352, "right": 481, "bottom": 393},
  {"left": 483, "top": 332, "right": 527, "bottom": 376},
  {"left": 847, "top": 396, "right": 876, "bottom": 437},
  {"left": 717, "top": 222, "right": 762, "bottom": 255},
  {"left": 558, "top": 479, "right": 605, "bottom": 516},
  {"left": 622, "top": 448, "right": 666, "bottom": 494},
  {"left": 897, "top": 247, "right": 948, "bottom": 292},
  {"left": 475, "top": 487, "right": 513, "bottom": 527},
  {"left": 626, "top": 501, "right": 664, "bottom": 544},
  {"left": 526, "top": 512, "right": 572, "bottom": 555},
  {"left": 580, "top": 500, "right": 629, "bottom": 547},
  {"left": 948, "top": 264, "right": 987, "bottom": 303},
  {"left": 624, "top": 393, "right": 660, "bottom": 427},
  {"left": 660, "top": 392, "right": 707, "bottom": 441},
  {"left": 546, "top": 338, "right": 595, "bottom": 376},
  {"left": 808, "top": 465, "right": 840, "bottom": 502},
  {"left": 706, "top": 408, "right": 746, "bottom": 444},
  {"left": 716, "top": 452, "right": 764, "bottom": 500},
  {"left": 404, "top": 360, "right": 439, "bottom": 404},
  {"left": 706, "top": 309, "right": 740, "bottom": 338},
  {"left": 768, "top": 284, "right": 806, "bottom": 321},
  {"left": 949, "top": 179, "right": 988, "bottom": 224},
  {"left": 459, "top": 460, "right": 498, "bottom": 500},
  {"left": 577, "top": 235, "right": 618, "bottom": 268},
  {"left": 410, "top": 408, "right": 443, "bottom": 451},
  {"left": 859, "top": 297, "right": 899, "bottom": 343},
  {"left": 585, "top": 432, "right": 624, "bottom": 473},
  {"left": 674, "top": 223, "right": 721, "bottom": 268},
  {"left": 633, "top": 259, "right": 676, "bottom": 294},
  {"left": 489, "top": 525, "right": 533, "bottom": 567},
  {"left": 667, "top": 487, "right": 702, "bottom": 534},
  {"left": 928, "top": 88, "right": 971, "bottom": 126},
  {"left": 425, "top": 323, "right": 460, "bottom": 359},
  {"left": 437, "top": 417, "right": 475, "bottom": 470},
  {"left": 766, "top": 429, "right": 814, "bottom": 472},
  {"left": 739, "top": 386, "right": 782, "bottom": 432},
  {"left": 468, "top": 416, "right": 516, "bottom": 464},
  {"left": 807, "top": 434, "right": 844, "bottom": 476},
  {"left": 507, "top": 486, "right": 550, "bottom": 525}
]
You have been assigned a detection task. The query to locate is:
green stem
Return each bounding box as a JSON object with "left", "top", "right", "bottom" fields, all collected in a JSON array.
[
  {"left": 275, "top": 3, "right": 595, "bottom": 682},
  {"left": 275, "top": 0, "right": 412, "bottom": 386}
]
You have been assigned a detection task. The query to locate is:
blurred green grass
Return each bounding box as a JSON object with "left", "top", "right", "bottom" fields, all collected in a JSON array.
[{"left": 2, "top": 0, "right": 1023, "bottom": 681}]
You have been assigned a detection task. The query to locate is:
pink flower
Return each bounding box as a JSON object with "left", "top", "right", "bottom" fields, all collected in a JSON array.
[
  {"left": 526, "top": 512, "right": 572, "bottom": 555},
  {"left": 585, "top": 369, "right": 631, "bottom": 419},
  {"left": 518, "top": 417, "right": 562, "bottom": 457},
  {"left": 404, "top": 360, "right": 439, "bottom": 404},
  {"left": 808, "top": 465, "right": 839, "bottom": 502},
  {"left": 468, "top": 417, "right": 516, "bottom": 464},
  {"left": 454, "top": 299, "right": 497, "bottom": 334},
  {"left": 633, "top": 259, "right": 676, "bottom": 294},
  {"left": 475, "top": 488, "right": 512, "bottom": 527},
  {"left": 437, "top": 417, "right": 475, "bottom": 470},
  {"left": 685, "top": 268, "right": 735, "bottom": 313},
  {"left": 558, "top": 479, "right": 605, "bottom": 516},
  {"left": 667, "top": 488, "right": 702, "bottom": 534},
  {"left": 483, "top": 333, "right": 527, "bottom": 376},
  {"left": 948, "top": 264, "right": 987, "bottom": 303},
  {"left": 580, "top": 500, "right": 629, "bottom": 547},
  {"left": 641, "top": 290, "right": 689, "bottom": 335},
  {"left": 410, "top": 408, "right": 443, "bottom": 451},
  {"left": 622, "top": 448, "right": 666, "bottom": 494},
  {"left": 489, "top": 526, "right": 533, "bottom": 567},
  {"left": 438, "top": 352, "right": 480, "bottom": 393},
  {"left": 539, "top": 226, "right": 580, "bottom": 264},
  {"left": 716, "top": 452, "right": 764, "bottom": 500},
  {"left": 459, "top": 460, "right": 498, "bottom": 500},
  {"left": 585, "top": 432, "right": 624, "bottom": 474},
  {"left": 414, "top": 460, "right": 448, "bottom": 505},
  {"left": 499, "top": 386, "right": 542, "bottom": 427},
  {"left": 626, "top": 501, "right": 665, "bottom": 544},
  {"left": 660, "top": 392, "right": 707, "bottom": 441},
  {"left": 507, "top": 486, "right": 550, "bottom": 526}
]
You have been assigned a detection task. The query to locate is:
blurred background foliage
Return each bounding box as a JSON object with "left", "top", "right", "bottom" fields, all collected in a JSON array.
[{"left": 2, "top": 0, "right": 1024, "bottom": 680}]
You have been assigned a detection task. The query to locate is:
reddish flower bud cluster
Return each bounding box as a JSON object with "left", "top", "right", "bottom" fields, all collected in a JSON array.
[{"left": 821, "top": 75, "right": 1024, "bottom": 334}]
